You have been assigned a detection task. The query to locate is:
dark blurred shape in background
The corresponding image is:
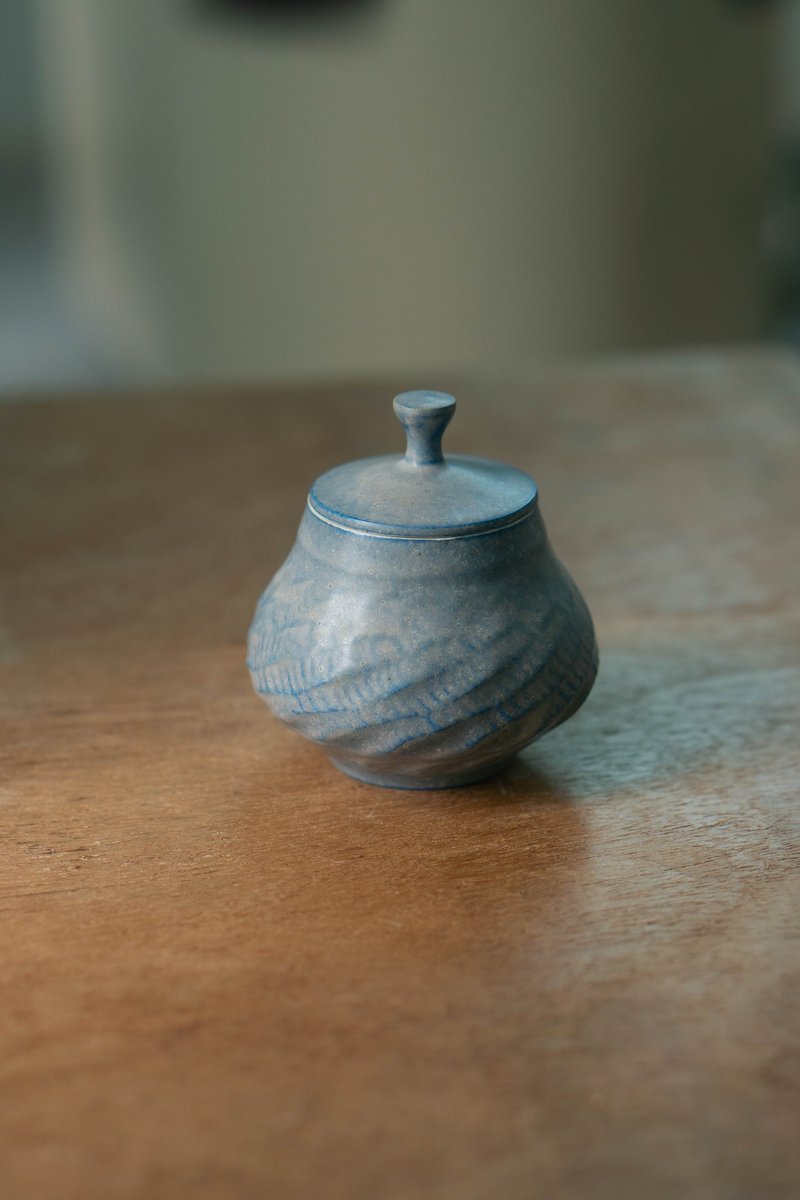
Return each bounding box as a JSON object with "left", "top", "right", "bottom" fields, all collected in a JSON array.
[
  {"left": 0, "top": 0, "right": 797, "bottom": 393},
  {"left": 197, "top": 0, "right": 380, "bottom": 17}
]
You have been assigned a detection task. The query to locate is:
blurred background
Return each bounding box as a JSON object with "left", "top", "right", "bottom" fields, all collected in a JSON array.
[{"left": 1, "top": 0, "right": 798, "bottom": 394}]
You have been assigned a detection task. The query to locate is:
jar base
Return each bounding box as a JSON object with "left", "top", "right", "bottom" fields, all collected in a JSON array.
[{"left": 327, "top": 753, "right": 516, "bottom": 791}]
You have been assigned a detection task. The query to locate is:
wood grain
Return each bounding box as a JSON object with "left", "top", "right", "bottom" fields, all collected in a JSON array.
[{"left": 1, "top": 349, "right": 799, "bottom": 1200}]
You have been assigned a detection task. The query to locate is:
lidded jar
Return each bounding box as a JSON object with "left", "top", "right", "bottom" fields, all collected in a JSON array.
[{"left": 247, "top": 391, "right": 597, "bottom": 789}]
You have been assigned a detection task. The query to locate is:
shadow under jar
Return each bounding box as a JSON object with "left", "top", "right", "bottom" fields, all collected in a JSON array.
[{"left": 247, "top": 391, "right": 598, "bottom": 789}]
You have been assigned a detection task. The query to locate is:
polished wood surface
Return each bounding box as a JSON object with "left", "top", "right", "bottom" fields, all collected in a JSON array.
[{"left": 2, "top": 350, "right": 799, "bottom": 1200}]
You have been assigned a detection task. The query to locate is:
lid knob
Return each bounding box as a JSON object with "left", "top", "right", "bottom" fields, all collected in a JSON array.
[{"left": 393, "top": 390, "right": 456, "bottom": 466}]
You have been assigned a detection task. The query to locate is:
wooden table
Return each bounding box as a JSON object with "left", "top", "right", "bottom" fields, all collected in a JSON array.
[{"left": 2, "top": 350, "right": 799, "bottom": 1200}]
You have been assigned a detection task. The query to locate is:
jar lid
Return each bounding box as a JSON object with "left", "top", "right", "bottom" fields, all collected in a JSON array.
[{"left": 308, "top": 391, "right": 537, "bottom": 540}]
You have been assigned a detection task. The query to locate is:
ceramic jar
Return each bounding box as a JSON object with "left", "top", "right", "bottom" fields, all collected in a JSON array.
[{"left": 247, "top": 391, "right": 597, "bottom": 789}]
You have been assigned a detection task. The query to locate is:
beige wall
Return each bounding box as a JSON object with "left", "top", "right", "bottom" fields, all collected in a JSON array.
[{"left": 38, "top": 0, "right": 773, "bottom": 383}]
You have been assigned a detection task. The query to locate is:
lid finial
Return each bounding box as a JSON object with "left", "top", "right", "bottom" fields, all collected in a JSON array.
[{"left": 393, "top": 391, "right": 456, "bottom": 466}]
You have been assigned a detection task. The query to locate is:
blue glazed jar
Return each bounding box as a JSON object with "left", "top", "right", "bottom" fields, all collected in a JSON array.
[{"left": 247, "top": 391, "right": 597, "bottom": 789}]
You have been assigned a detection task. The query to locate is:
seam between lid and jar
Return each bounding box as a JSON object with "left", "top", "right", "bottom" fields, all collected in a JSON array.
[{"left": 305, "top": 496, "right": 538, "bottom": 541}]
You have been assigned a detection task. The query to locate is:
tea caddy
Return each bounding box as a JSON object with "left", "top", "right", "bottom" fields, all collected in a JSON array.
[{"left": 247, "top": 391, "right": 597, "bottom": 789}]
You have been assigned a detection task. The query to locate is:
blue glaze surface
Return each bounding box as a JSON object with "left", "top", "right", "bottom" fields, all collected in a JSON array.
[{"left": 247, "top": 391, "right": 598, "bottom": 790}]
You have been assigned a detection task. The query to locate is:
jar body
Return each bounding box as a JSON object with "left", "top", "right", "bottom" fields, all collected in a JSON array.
[{"left": 247, "top": 505, "right": 597, "bottom": 788}]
